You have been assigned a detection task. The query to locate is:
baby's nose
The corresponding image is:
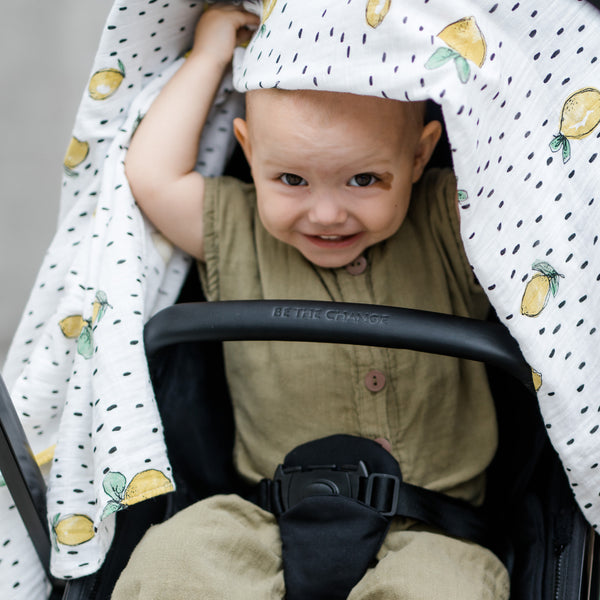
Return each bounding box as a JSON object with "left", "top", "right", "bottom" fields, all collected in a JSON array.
[{"left": 308, "top": 196, "right": 348, "bottom": 226}]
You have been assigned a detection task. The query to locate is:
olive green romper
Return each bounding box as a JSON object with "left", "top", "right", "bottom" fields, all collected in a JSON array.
[{"left": 112, "top": 168, "right": 509, "bottom": 599}]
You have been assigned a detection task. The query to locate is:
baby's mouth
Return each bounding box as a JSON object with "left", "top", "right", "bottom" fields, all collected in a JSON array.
[{"left": 304, "top": 232, "right": 362, "bottom": 247}]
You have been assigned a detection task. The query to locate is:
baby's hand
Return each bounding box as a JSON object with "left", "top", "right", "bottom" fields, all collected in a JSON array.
[{"left": 191, "top": 4, "right": 260, "bottom": 68}]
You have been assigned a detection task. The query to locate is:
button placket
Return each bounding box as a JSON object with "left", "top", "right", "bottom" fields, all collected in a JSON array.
[
  {"left": 364, "top": 369, "right": 386, "bottom": 392},
  {"left": 345, "top": 255, "right": 368, "bottom": 275}
]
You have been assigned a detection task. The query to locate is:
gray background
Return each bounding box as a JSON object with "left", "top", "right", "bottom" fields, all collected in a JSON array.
[{"left": 1, "top": 2, "right": 111, "bottom": 369}]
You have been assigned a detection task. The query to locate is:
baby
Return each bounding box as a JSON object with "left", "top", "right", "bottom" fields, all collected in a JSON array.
[{"left": 113, "top": 5, "right": 509, "bottom": 599}]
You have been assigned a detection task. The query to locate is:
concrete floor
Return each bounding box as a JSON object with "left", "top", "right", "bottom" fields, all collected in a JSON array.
[{"left": 0, "top": 2, "right": 111, "bottom": 368}]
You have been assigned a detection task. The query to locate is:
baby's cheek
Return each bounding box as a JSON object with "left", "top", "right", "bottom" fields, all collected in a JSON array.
[
  {"left": 259, "top": 211, "right": 293, "bottom": 239},
  {"left": 380, "top": 201, "right": 410, "bottom": 235},
  {"left": 257, "top": 195, "right": 296, "bottom": 228}
]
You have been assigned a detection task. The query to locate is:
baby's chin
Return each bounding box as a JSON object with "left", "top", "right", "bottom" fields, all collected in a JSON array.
[{"left": 299, "top": 248, "right": 366, "bottom": 270}]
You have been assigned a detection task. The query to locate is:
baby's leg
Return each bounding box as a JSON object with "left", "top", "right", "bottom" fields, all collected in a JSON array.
[
  {"left": 347, "top": 525, "right": 510, "bottom": 600},
  {"left": 111, "top": 494, "right": 284, "bottom": 600}
]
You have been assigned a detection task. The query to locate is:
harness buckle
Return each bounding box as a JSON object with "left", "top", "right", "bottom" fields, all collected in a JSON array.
[
  {"left": 272, "top": 460, "right": 401, "bottom": 517},
  {"left": 273, "top": 461, "right": 369, "bottom": 513},
  {"left": 364, "top": 473, "right": 400, "bottom": 517}
]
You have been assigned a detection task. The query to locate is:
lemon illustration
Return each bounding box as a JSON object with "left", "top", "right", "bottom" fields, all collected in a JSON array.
[
  {"left": 77, "top": 325, "right": 94, "bottom": 359},
  {"left": 122, "top": 469, "right": 174, "bottom": 506},
  {"left": 35, "top": 444, "right": 56, "bottom": 467},
  {"left": 53, "top": 514, "right": 95, "bottom": 546},
  {"left": 531, "top": 368, "right": 542, "bottom": 392},
  {"left": 550, "top": 88, "right": 600, "bottom": 163},
  {"left": 59, "top": 315, "right": 88, "bottom": 338},
  {"left": 439, "top": 17, "right": 487, "bottom": 66},
  {"left": 89, "top": 59, "right": 125, "bottom": 101},
  {"left": 92, "top": 290, "right": 112, "bottom": 324},
  {"left": 256, "top": 0, "right": 278, "bottom": 37},
  {"left": 92, "top": 302, "right": 101, "bottom": 323},
  {"left": 102, "top": 469, "right": 174, "bottom": 519},
  {"left": 520, "top": 261, "right": 564, "bottom": 317},
  {"left": 58, "top": 291, "right": 111, "bottom": 359},
  {"left": 63, "top": 137, "right": 89, "bottom": 177},
  {"left": 425, "top": 17, "right": 486, "bottom": 83},
  {"left": 262, "top": 0, "right": 277, "bottom": 22},
  {"left": 366, "top": 0, "right": 391, "bottom": 28},
  {"left": 59, "top": 315, "right": 93, "bottom": 358}
]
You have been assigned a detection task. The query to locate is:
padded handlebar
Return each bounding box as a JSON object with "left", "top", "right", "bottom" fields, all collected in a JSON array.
[{"left": 144, "top": 300, "right": 533, "bottom": 392}]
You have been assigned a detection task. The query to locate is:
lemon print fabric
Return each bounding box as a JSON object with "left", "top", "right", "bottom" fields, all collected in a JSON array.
[
  {"left": 101, "top": 470, "right": 174, "bottom": 519},
  {"left": 520, "top": 261, "right": 564, "bottom": 318},
  {"left": 365, "top": 0, "right": 391, "bottom": 28},
  {"left": 63, "top": 137, "right": 89, "bottom": 177},
  {"left": 88, "top": 59, "right": 125, "bottom": 100},
  {"left": 262, "top": 0, "right": 277, "bottom": 22},
  {"left": 51, "top": 514, "right": 95, "bottom": 550},
  {"left": 531, "top": 368, "right": 543, "bottom": 393},
  {"left": 425, "top": 17, "right": 486, "bottom": 83},
  {"left": 549, "top": 88, "right": 600, "bottom": 163},
  {"left": 257, "top": 0, "right": 277, "bottom": 36},
  {"left": 59, "top": 291, "right": 112, "bottom": 359}
]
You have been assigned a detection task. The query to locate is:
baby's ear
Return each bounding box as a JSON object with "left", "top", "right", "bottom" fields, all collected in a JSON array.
[
  {"left": 412, "top": 120, "right": 443, "bottom": 183},
  {"left": 233, "top": 117, "right": 252, "bottom": 164}
]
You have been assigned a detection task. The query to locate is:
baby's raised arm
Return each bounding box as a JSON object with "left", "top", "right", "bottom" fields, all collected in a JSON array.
[{"left": 125, "top": 6, "right": 259, "bottom": 260}]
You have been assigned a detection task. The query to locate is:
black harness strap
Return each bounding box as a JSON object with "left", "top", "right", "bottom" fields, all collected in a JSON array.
[
  {"left": 252, "top": 435, "right": 499, "bottom": 600},
  {"left": 258, "top": 466, "right": 492, "bottom": 549}
]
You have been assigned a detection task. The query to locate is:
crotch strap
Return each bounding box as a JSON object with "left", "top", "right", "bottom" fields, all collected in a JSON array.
[{"left": 255, "top": 435, "right": 495, "bottom": 600}]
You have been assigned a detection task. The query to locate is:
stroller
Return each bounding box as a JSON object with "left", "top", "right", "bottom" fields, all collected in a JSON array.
[
  {"left": 2, "top": 0, "right": 600, "bottom": 597},
  {"left": 1, "top": 280, "right": 599, "bottom": 598}
]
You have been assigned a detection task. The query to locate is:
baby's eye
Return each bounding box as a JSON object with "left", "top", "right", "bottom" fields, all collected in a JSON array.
[
  {"left": 348, "top": 173, "right": 378, "bottom": 187},
  {"left": 280, "top": 173, "right": 307, "bottom": 186}
]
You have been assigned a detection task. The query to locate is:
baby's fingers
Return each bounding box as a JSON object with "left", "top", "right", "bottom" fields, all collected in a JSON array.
[
  {"left": 194, "top": 5, "right": 260, "bottom": 61},
  {"left": 236, "top": 22, "right": 258, "bottom": 47},
  {"left": 231, "top": 8, "right": 261, "bottom": 33}
]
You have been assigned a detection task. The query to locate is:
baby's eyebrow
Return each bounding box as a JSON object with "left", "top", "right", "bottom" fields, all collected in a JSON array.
[
  {"left": 260, "top": 156, "right": 298, "bottom": 169},
  {"left": 380, "top": 172, "right": 393, "bottom": 188},
  {"left": 359, "top": 170, "right": 393, "bottom": 180}
]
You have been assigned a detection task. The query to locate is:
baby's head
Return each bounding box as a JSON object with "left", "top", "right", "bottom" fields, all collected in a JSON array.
[{"left": 233, "top": 89, "right": 442, "bottom": 268}]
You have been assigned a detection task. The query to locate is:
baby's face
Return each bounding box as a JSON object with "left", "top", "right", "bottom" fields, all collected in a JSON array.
[{"left": 234, "top": 90, "right": 440, "bottom": 268}]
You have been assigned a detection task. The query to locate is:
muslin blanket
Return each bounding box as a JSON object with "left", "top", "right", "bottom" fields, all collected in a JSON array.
[{"left": 1, "top": 0, "right": 599, "bottom": 597}]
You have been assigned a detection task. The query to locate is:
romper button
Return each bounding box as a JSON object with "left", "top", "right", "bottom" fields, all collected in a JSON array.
[
  {"left": 365, "top": 370, "right": 386, "bottom": 392},
  {"left": 345, "top": 255, "right": 368, "bottom": 275}
]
